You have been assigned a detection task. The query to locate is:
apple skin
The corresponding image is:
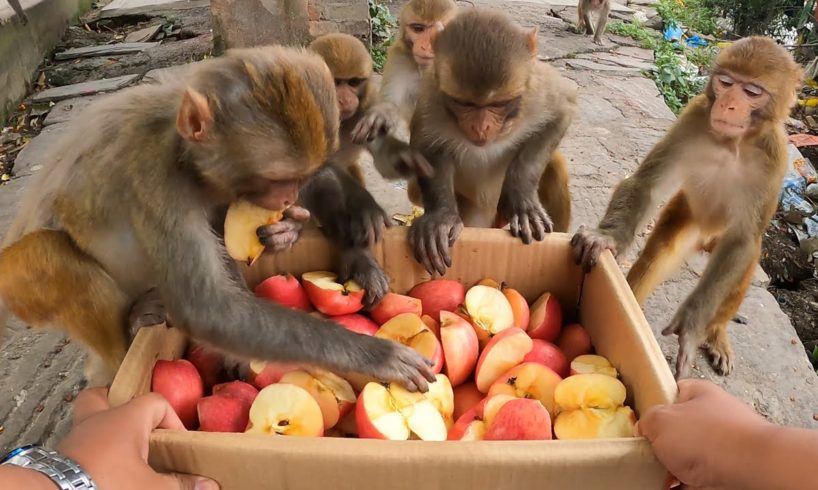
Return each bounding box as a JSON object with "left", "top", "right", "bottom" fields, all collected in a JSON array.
[
  {"left": 523, "top": 339, "right": 569, "bottom": 378},
  {"left": 476, "top": 278, "right": 501, "bottom": 289},
  {"left": 488, "top": 361, "right": 563, "bottom": 417},
  {"left": 197, "top": 395, "right": 249, "bottom": 433},
  {"left": 421, "top": 315, "right": 440, "bottom": 339},
  {"left": 212, "top": 381, "right": 259, "bottom": 409},
  {"left": 484, "top": 398, "right": 552, "bottom": 441},
  {"left": 301, "top": 271, "right": 365, "bottom": 316},
  {"left": 447, "top": 397, "right": 490, "bottom": 441},
  {"left": 247, "top": 360, "right": 300, "bottom": 389},
  {"left": 254, "top": 274, "right": 312, "bottom": 312},
  {"left": 370, "top": 293, "right": 423, "bottom": 325},
  {"left": 330, "top": 314, "right": 379, "bottom": 336},
  {"left": 439, "top": 310, "right": 479, "bottom": 387},
  {"left": 184, "top": 342, "right": 225, "bottom": 390},
  {"left": 474, "top": 327, "right": 533, "bottom": 392},
  {"left": 375, "top": 313, "right": 444, "bottom": 374},
  {"left": 557, "top": 323, "right": 594, "bottom": 362},
  {"left": 151, "top": 359, "right": 204, "bottom": 430},
  {"left": 408, "top": 279, "right": 466, "bottom": 319},
  {"left": 453, "top": 382, "right": 483, "bottom": 420},
  {"left": 501, "top": 285, "right": 530, "bottom": 331},
  {"left": 527, "top": 292, "right": 563, "bottom": 342}
]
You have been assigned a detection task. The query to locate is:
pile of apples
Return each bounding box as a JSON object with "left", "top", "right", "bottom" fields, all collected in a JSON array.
[{"left": 150, "top": 272, "right": 637, "bottom": 442}]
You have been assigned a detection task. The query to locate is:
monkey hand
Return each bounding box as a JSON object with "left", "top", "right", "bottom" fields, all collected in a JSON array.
[
  {"left": 345, "top": 186, "right": 392, "bottom": 247},
  {"left": 338, "top": 247, "right": 391, "bottom": 308},
  {"left": 662, "top": 302, "right": 709, "bottom": 380},
  {"left": 128, "top": 288, "right": 167, "bottom": 339},
  {"left": 351, "top": 335, "right": 437, "bottom": 392},
  {"left": 570, "top": 225, "right": 618, "bottom": 272},
  {"left": 351, "top": 105, "right": 398, "bottom": 144},
  {"left": 497, "top": 192, "right": 553, "bottom": 245},
  {"left": 256, "top": 206, "right": 311, "bottom": 252},
  {"left": 409, "top": 208, "right": 463, "bottom": 275}
]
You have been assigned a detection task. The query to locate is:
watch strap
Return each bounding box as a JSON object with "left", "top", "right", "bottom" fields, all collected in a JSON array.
[{"left": 2, "top": 445, "right": 97, "bottom": 490}]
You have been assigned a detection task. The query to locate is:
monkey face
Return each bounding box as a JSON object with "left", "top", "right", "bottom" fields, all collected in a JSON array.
[
  {"left": 406, "top": 22, "right": 443, "bottom": 66},
  {"left": 444, "top": 95, "right": 521, "bottom": 146},
  {"left": 709, "top": 71, "right": 770, "bottom": 139},
  {"left": 335, "top": 78, "right": 365, "bottom": 121},
  {"left": 242, "top": 178, "right": 302, "bottom": 211}
]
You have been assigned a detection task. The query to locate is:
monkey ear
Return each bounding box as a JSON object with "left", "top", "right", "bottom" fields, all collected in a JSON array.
[
  {"left": 526, "top": 27, "right": 539, "bottom": 57},
  {"left": 176, "top": 88, "right": 213, "bottom": 143}
]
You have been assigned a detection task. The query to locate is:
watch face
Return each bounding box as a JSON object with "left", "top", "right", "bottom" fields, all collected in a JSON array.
[{"left": 1, "top": 444, "right": 36, "bottom": 463}]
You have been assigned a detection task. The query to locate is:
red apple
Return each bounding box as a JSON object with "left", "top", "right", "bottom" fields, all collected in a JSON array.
[
  {"left": 439, "top": 310, "right": 479, "bottom": 387},
  {"left": 254, "top": 273, "right": 312, "bottom": 311},
  {"left": 330, "top": 314, "right": 379, "bottom": 336},
  {"left": 501, "top": 284, "right": 530, "bottom": 331},
  {"left": 301, "top": 271, "right": 364, "bottom": 316},
  {"left": 453, "top": 382, "right": 483, "bottom": 420},
  {"left": 370, "top": 293, "right": 422, "bottom": 325},
  {"left": 375, "top": 313, "right": 444, "bottom": 374},
  {"left": 558, "top": 323, "right": 593, "bottom": 362},
  {"left": 464, "top": 285, "right": 515, "bottom": 346},
  {"left": 197, "top": 395, "right": 249, "bottom": 432},
  {"left": 246, "top": 384, "right": 324, "bottom": 437},
  {"left": 151, "top": 359, "right": 204, "bottom": 429},
  {"left": 421, "top": 314, "right": 440, "bottom": 339},
  {"left": 447, "top": 394, "right": 515, "bottom": 441},
  {"left": 484, "top": 398, "right": 552, "bottom": 441},
  {"left": 247, "top": 360, "right": 300, "bottom": 389},
  {"left": 408, "top": 279, "right": 466, "bottom": 319},
  {"left": 488, "top": 361, "right": 562, "bottom": 417},
  {"left": 356, "top": 382, "right": 447, "bottom": 441},
  {"left": 184, "top": 342, "right": 225, "bottom": 390},
  {"left": 212, "top": 380, "right": 258, "bottom": 410},
  {"left": 527, "top": 291, "right": 563, "bottom": 342},
  {"left": 523, "top": 339, "right": 569, "bottom": 378},
  {"left": 474, "top": 327, "right": 533, "bottom": 392}
]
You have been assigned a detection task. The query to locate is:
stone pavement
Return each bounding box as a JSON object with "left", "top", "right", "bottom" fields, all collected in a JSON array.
[{"left": 1, "top": 0, "right": 817, "bottom": 452}]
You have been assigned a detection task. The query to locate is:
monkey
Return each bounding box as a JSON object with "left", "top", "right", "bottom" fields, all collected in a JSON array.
[
  {"left": 382, "top": 8, "right": 576, "bottom": 276},
  {"left": 570, "top": 36, "right": 803, "bottom": 380},
  {"left": 0, "top": 45, "right": 436, "bottom": 392},
  {"left": 575, "top": 0, "right": 610, "bottom": 46},
  {"left": 6, "top": 0, "right": 27, "bottom": 25}
]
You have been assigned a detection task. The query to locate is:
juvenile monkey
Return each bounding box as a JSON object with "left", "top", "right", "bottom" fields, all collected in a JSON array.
[
  {"left": 571, "top": 37, "right": 802, "bottom": 379},
  {"left": 0, "top": 46, "right": 435, "bottom": 391},
  {"left": 576, "top": 0, "right": 611, "bottom": 46},
  {"left": 398, "top": 8, "right": 576, "bottom": 275}
]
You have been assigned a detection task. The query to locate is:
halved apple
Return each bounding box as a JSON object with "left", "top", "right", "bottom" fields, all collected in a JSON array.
[
  {"left": 408, "top": 279, "right": 466, "bottom": 319},
  {"left": 453, "top": 382, "right": 483, "bottom": 420},
  {"left": 302, "top": 271, "right": 365, "bottom": 316},
  {"left": 224, "top": 199, "right": 285, "bottom": 266},
  {"left": 464, "top": 285, "right": 515, "bottom": 346},
  {"left": 570, "top": 354, "right": 618, "bottom": 377},
  {"left": 440, "top": 310, "right": 479, "bottom": 387},
  {"left": 554, "top": 373, "right": 627, "bottom": 412},
  {"left": 421, "top": 314, "right": 440, "bottom": 339},
  {"left": 476, "top": 278, "right": 501, "bottom": 289},
  {"left": 474, "top": 327, "right": 533, "bottom": 392},
  {"left": 425, "top": 374, "right": 455, "bottom": 428},
  {"left": 523, "top": 339, "right": 569, "bottom": 378},
  {"left": 501, "top": 284, "right": 530, "bottom": 331},
  {"left": 370, "top": 293, "right": 423, "bottom": 325},
  {"left": 247, "top": 360, "right": 301, "bottom": 389},
  {"left": 254, "top": 273, "right": 312, "bottom": 312},
  {"left": 447, "top": 394, "right": 515, "bottom": 441},
  {"left": 484, "top": 398, "right": 552, "bottom": 441},
  {"left": 279, "top": 369, "right": 356, "bottom": 430},
  {"left": 375, "top": 313, "right": 443, "bottom": 374},
  {"left": 554, "top": 406, "right": 636, "bottom": 440},
  {"left": 487, "top": 361, "right": 562, "bottom": 417},
  {"left": 355, "top": 381, "right": 447, "bottom": 441},
  {"left": 527, "top": 291, "right": 563, "bottom": 342},
  {"left": 330, "top": 314, "right": 380, "bottom": 336},
  {"left": 245, "top": 383, "right": 324, "bottom": 437}
]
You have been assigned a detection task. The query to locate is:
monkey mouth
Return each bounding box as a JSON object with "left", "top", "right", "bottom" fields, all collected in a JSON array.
[
  {"left": 414, "top": 55, "right": 434, "bottom": 65},
  {"left": 712, "top": 118, "right": 745, "bottom": 131}
]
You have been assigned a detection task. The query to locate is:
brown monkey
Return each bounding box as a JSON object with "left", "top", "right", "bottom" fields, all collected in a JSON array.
[
  {"left": 575, "top": 0, "right": 610, "bottom": 46},
  {"left": 0, "top": 46, "right": 436, "bottom": 392},
  {"left": 571, "top": 37, "right": 802, "bottom": 380},
  {"left": 393, "top": 8, "right": 576, "bottom": 275}
]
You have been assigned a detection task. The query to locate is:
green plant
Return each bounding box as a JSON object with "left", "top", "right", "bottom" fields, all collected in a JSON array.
[
  {"left": 703, "top": 0, "right": 804, "bottom": 37},
  {"left": 657, "top": 0, "right": 718, "bottom": 36},
  {"left": 606, "top": 20, "right": 660, "bottom": 49},
  {"left": 648, "top": 42, "right": 708, "bottom": 114},
  {"left": 369, "top": 0, "right": 398, "bottom": 72},
  {"left": 686, "top": 45, "right": 719, "bottom": 69}
]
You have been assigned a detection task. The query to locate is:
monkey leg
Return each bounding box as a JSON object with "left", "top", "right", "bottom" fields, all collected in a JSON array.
[
  {"left": 0, "top": 230, "right": 130, "bottom": 384},
  {"left": 626, "top": 193, "right": 701, "bottom": 306},
  {"left": 347, "top": 163, "right": 366, "bottom": 187},
  {"left": 537, "top": 150, "right": 571, "bottom": 233}
]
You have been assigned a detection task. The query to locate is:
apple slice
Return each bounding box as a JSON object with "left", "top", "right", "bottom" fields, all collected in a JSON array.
[
  {"left": 370, "top": 293, "right": 423, "bottom": 325},
  {"left": 453, "top": 382, "right": 483, "bottom": 420},
  {"left": 484, "top": 398, "right": 552, "bottom": 441},
  {"left": 247, "top": 360, "right": 300, "bottom": 389},
  {"left": 447, "top": 394, "right": 514, "bottom": 441},
  {"left": 330, "top": 314, "right": 379, "bottom": 336},
  {"left": 151, "top": 359, "right": 204, "bottom": 430},
  {"left": 523, "top": 339, "right": 569, "bottom": 378},
  {"left": 254, "top": 273, "right": 312, "bottom": 312},
  {"left": 279, "top": 370, "right": 346, "bottom": 429},
  {"left": 501, "top": 284, "right": 530, "bottom": 331},
  {"left": 224, "top": 199, "right": 285, "bottom": 266},
  {"left": 554, "top": 373, "right": 627, "bottom": 412},
  {"left": 408, "top": 279, "right": 466, "bottom": 319},
  {"left": 488, "top": 361, "right": 562, "bottom": 417},
  {"left": 421, "top": 314, "right": 440, "bottom": 339},
  {"left": 197, "top": 395, "right": 249, "bottom": 433},
  {"left": 527, "top": 291, "right": 563, "bottom": 342},
  {"left": 356, "top": 382, "right": 447, "bottom": 441},
  {"left": 302, "top": 271, "right": 365, "bottom": 316},
  {"left": 375, "top": 313, "right": 444, "bottom": 374},
  {"left": 570, "top": 354, "right": 618, "bottom": 377},
  {"left": 558, "top": 323, "right": 593, "bottom": 362},
  {"left": 440, "top": 310, "right": 479, "bottom": 387},
  {"left": 246, "top": 384, "right": 324, "bottom": 437},
  {"left": 554, "top": 406, "right": 637, "bottom": 440},
  {"left": 425, "top": 374, "right": 455, "bottom": 428},
  {"left": 184, "top": 342, "right": 225, "bottom": 390},
  {"left": 464, "top": 285, "right": 515, "bottom": 346},
  {"left": 332, "top": 409, "right": 359, "bottom": 438},
  {"left": 474, "top": 327, "right": 533, "bottom": 392},
  {"left": 212, "top": 380, "right": 259, "bottom": 410}
]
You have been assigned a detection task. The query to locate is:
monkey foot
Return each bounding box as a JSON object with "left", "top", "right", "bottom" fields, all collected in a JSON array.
[
  {"left": 703, "top": 342, "right": 734, "bottom": 376},
  {"left": 128, "top": 288, "right": 167, "bottom": 339}
]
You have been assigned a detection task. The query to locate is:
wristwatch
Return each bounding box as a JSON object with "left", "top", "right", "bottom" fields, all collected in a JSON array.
[{"left": 1, "top": 444, "right": 97, "bottom": 489}]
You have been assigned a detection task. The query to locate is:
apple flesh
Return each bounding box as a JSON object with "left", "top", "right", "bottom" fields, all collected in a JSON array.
[
  {"left": 197, "top": 395, "right": 249, "bottom": 433},
  {"left": 330, "top": 314, "right": 379, "bottom": 336},
  {"left": 247, "top": 360, "right": 300, "bottom": 389},
  {"left": 421, "top": 314, "right": 440, "bottom": 339},
  {"left": 375, "top": 313, "right": 444, "bottom": 374},
  {"left": 523, "top": 339, "right": 569, "bottom": 378},
  {"left": 484, "top": 398, "right": 553, "bottom": 441},
  {"left": 246, "top": 384, "right": 324, "bottom": 437},
  {"left": 453, "top": 382, "right": 483, "bottom": 421},
  {"left": 184, "top": 342, "right": 225, "bottom": 390},
  {"left": 370, "top": 293, "right": 422, "bottom": 325},
  {"left": 527, "top": 292, "right": 563, "bottom": 342},
  {"left": 501, "top": 285, "right": 530, "bottom": 331},
  {"left": 425, "top": 374, "right": 455, "bottom": 428},
  {"left": 554, "top": 406, "right": 637, "bottom": 440},
  {"left": 356, "top": 382, "right": 447, "bottom": 441},
  {"left": 464, "top": 285, "right": 515, "bottom": 346},
  {"left": 301, "top": 271, "right": 364, "bottom": 316},
  {"left": 558, "top": 323, "right": 594, "bottom": 362},
  {"left": 474, "top": 327, "right": 533, "bottom": 392},
  {"left": 254, "top": 274, "right": 312, "bottom": 312},
  {"left": 280, "top": 370, "right": 356, "bottom": 430},
  {"left": 223, "top": 199, "right": 284, "bottom": 266},
  {"left": 151, "top": 359, "right": 204, "bottom": 430},
  {"left": 439, "top": 310, "right": 479, "bottom": 387},
  {"left": 447, "top": 394, "right": 515, "bottom": 441},
  {"left": 488, "top": 361, "right": 562, "bottom": 417},
  {"left": 554, "top": 373, "right": 627, "bottom": 412},
  {"left": 408, "top": 279, "right": 466, "bottom": 319},
  {"left": 570, "top": 354, "right": 618, "bottom": 377}
]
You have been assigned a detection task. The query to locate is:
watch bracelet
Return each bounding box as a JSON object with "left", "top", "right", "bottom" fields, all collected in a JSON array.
[{"left": 2, "top": 445, "right": 97, "bottom": 490}]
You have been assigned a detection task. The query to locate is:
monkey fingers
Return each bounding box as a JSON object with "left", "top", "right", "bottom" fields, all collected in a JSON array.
[
  {"left": 409, "top": 211, "right": 463, "bottom": 275},
  {"left": 360, "top": 336, "right": 437, "bottom": 392},
  {"left": 352, "top": 111, "right": 392, "bottom": 144},
  {"left": 257, "top": 208, "right": 310, "bottom": 252},
  {"left": 338, "top": 247, "right": 391, "bottom": 307},
  {"left": 570, "top": 225, "right": 617, "bottom": 272},
  {"left": 396, "top": 149, "right": 435, "bottom": 179},
  {"left": 345, "top": 189, "right": 392, "bottom": 247},
  {"left": 662, "top": 307, "right": 708, "bottom": 380},
  {"left": 128, "top": 288, "right": 167, "bottom": 339}
]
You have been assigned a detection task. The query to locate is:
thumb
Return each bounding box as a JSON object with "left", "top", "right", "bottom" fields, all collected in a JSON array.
[{"left": 156, "top": 472, "right": 220, "bottom": 490}]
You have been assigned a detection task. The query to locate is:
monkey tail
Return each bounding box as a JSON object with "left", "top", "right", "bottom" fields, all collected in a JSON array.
[{"left": 538, "top": 150, "right": 572, "bottom": 233}]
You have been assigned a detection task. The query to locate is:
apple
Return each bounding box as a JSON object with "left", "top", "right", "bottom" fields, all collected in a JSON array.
[
  {"left": 527, "top": 291, "right": 563, "bottom": 342},
  {"left": 301, "top": 271, "right": 364, "bottom": 316},
  {"left": 501, "top": 284, "right": 530, "bottom": 331},
  {"left": 554, "top": 406, "right": 637, "bottom": 440},
  {"left": 355, "top": 382, "right": 447, "bottom": 441},
  {"left": 370, "top": 293, "right": 423, "bottom": 325},
  {"left": 332, "top": 410, "right": 359, "bottom": 438},
  {"left": 246, "top": 383, "right": 324, "bottom": 437},
  {"left": 488, "top": 361, "right": 562, "bottom": 417},
  {"left": 375, "top": 313, "right": 444, "bottom": 374},
  {"left": 476, "top": 278, "right": 501, "bottom": 289},
  {"left": 212, "top": 380, "right": 259, "bottom": 410},
  {"left": 558, "top": 323, "right": 594, "bottom": 362},
  {"left": 474, "top": 327, "right": 533, "bottom": 392},
  {"left": 197, "top": 395, "right": 249, "bottom": 432},
  {"left": 484, "top": 398, "right": 552, "bottom": 441},
  {"left": 151, "top": 359, "right": 204, "bottom": 429},
  {"left": 523, "top": 339, "right": 569, "bottom": 378},
  {"left": 247, "top": 360, "right": 300, "bottom": 389},
  {"left": 439, "top": 310, "right": 479, "bottom": 387},
  {"left": 447, "top": 394, "right": 515, "bottom": 441},
  {"left": 453, "top": 382, "right": 483, "bottom": 421},
  {"left": 464, "top": 285, "right": 515, "bottom": 346},
  {"left": 554, "top": 373, "right": 627, "bottom": 412},
  {"left": 330, "top": 314, "right": 379, "bottom": 336},
  {"left": 425, "top": 374, "right": 455, "bottom": 428},
  {"left": 570, "top": 354, "right": 618, "bottom": 377},
  {"left": 279, "top": 369, "right": 356, "bottom": 430},
  {"left": 254, "top": 274, "right": 312, "bottom": 312},
  {"left": 223, "top": 199, "right": 284, "bottom": 266},
  {"left": 421, "top": 314, "right": 440, "bottom": 339},
  {"left": 184, "top": 342, "right": 225, "bottom": 390},
  {"left": 408, "top": 279, "right": 466, "bottom": 319}
]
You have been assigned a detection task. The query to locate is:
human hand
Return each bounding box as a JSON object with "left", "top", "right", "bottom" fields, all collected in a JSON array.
[{"left": 57, "top": 387, "right": 219, "bottom": 490}]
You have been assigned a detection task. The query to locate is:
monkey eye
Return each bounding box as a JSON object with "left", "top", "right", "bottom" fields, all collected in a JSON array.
[
  {"left": 409, "top": 23, "right": 426, "bottom": 34},
  {"left": 717, "top": 75, "right": 735, "bottom": 88},
  {"left": 334, "top": 78, "right": 342, "bottom": 87},
  {"left": 743, "top": 84, "right": 764, "bottom": 98},
  {"left": 348, "top": 78, "right": 365, "bottom": 88}
]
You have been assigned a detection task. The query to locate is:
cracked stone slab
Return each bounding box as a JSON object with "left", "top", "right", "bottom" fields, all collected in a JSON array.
[
  {"left": 576, "top": 51, "right": 655, "bottom": 70},
  {"left": 124, "top": 24, "right": 164, "bottom": 43},
  {"left": 43, "top": 96, "right": 102, "bottom": 126},
  {"left": 100, "top": 0, "right": 209, "bottom": 18},
  {"left": 31, "top": 75, "right": 140, "bottom": 104},
  {"left": 566, "top": 58, "right": 645, "bottom": 73},
  {"left": 10, "top": 123, "right": 71, "bottom": 178},
  {"left": 54, "top": 42, "right": 161, "bottom": 61}
]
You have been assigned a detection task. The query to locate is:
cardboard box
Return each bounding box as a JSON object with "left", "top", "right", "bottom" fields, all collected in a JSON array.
[{"left": 108, "top": 227, "right": 676, "bottom": 490}]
